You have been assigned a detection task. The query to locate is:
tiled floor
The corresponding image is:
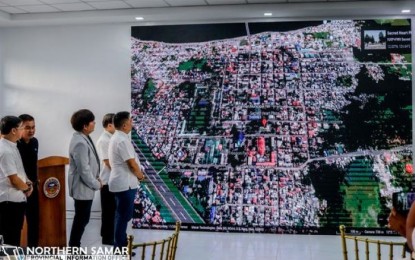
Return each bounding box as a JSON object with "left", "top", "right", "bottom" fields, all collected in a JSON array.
[{"left": 67, "top": 211, "right": 409, "bottom": 260}]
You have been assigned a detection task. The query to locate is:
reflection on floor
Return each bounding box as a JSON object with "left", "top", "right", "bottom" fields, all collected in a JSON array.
[{"left": 66, "top": 211, "right": 408, "bottom": 260}]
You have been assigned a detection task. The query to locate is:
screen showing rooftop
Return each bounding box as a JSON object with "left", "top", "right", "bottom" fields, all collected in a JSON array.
[{"left": 130, "top": 19, "right": 412, "bottom": 234}]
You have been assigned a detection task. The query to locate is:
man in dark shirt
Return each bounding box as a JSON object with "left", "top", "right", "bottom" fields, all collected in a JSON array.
[{"left": 17, "top": 114, "right": 39, "bottom": 247}]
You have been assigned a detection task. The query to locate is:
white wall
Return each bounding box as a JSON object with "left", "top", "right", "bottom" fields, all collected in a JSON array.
[{"left": 0, "top": 24, "right": 132, "bottom": 210}]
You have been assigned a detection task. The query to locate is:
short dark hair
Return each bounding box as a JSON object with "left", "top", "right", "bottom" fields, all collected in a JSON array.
[
  {"left": 113, "top": 111, "right": 130, "bottom": 129},
  {"left": 0, "top": 116, "right": 22, "bottom": 135},
  {"left": 70, "top": 109, "right": 95, "bottom": 132},
  {"left": 102, "top": 113, "right": 115, "bottom": 128},
  {"left": 19, "top": 114, "right": 35, "bottom": 122}
]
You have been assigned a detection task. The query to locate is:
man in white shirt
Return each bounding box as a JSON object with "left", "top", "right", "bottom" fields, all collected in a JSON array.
[
  {"left": 108, "top": 111, "right": 145, "bottom": 250},
  {"left": 0, "top": 116, "right": 33, "bottom": 246},
  {"left": 97, "top": 113, "right": 115, "bottom": 245}
]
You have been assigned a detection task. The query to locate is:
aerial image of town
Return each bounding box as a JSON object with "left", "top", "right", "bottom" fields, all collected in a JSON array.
[{"left": 130, "top": 19, "right": 412, "bottom": 234}]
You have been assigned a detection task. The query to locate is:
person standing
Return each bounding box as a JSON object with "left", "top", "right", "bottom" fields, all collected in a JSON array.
[
  {"left": 389, "top": 202, "right": 415, "bottom": 254},
  {"left": 108, "top": 111, "right": 145, "bottom": 250},
  {"left": 0, "top": 116, "right": 33, "bottom": 246},
  {"left": 17, "top": 114, "right": 39, "bottom": 247},
  {"left": 97, "top": 113, "right": 116, "bottom": 245},
  {"left": 68, "top": 109, "right": 102, "bottom": 247}
]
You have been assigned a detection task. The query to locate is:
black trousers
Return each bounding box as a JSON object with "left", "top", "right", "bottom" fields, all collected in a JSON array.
[
  {"left": 69, "top": 199, "right": 93, "bottom": 247},
  {"left": 0, "top": 201, "right": 26, "bottom": 246},
  {"left": 100, "top": 185, "right": 116, "bottom": 244},
  {"left": 26, "top": 186, "right": 39, "bottom": 247}
]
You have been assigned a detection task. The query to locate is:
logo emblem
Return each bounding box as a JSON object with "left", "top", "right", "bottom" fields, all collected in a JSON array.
[{"left": 43, "top": 177, "right": 60, "bottom": 199}]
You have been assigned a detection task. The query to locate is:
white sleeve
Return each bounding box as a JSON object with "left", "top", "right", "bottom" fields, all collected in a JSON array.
[
  {"left": 0, "top": 152, "right": 18, "bottom": 177},
  {"left": 118, "top": 139, "right": 136, "bottom": 162},
  {"left": 412, "top": 228, "right": 415, "bottom": 251}
]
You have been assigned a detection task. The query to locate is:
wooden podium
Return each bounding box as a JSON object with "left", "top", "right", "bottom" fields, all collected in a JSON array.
[{"left": 37, "top": 156, "right": 69, "bottom": 247}]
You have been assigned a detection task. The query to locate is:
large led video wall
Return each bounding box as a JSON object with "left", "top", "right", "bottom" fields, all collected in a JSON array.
[{"left": 130, "top": 19, "right": 412, "bottom": 235}]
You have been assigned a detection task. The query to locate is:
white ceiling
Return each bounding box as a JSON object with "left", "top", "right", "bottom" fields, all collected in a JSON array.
[{"left": 0, "top": 0, "right": 412, "bottom": 27}]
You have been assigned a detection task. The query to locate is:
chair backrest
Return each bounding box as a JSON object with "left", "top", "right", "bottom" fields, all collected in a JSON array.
[
  {"left": 339, "top": 225, "right": 408, "bottom": 260},
  {"left": 127, "top": 222, "right": 181, "bottom": 260}
]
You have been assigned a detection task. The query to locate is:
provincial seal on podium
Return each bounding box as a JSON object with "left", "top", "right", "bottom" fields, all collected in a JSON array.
[{"left": 43, "top": 177, "right": 61, "bottom": 199}]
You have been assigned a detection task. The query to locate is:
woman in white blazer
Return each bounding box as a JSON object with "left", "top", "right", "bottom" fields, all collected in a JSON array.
[{"left": 68, "top": 109, "right": 102, "bottom": 247}]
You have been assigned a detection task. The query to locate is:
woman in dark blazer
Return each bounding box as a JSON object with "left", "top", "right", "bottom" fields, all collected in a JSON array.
[{"left": 68, "top": 109, "right": 102, "bottom": 247}]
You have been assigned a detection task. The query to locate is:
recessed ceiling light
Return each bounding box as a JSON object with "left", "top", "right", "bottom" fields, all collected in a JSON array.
[
  {"left": 135, "top": 17, "right": 144, "bottom": 20},
  {"left": 401, "top": 9, "right": 411, "bottom": 13},
  {"left": 264, "top": 12, "right": 272, "bottom": 16}
]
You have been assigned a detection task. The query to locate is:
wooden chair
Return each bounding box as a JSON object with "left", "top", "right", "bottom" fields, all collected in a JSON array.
[
  {"left": 339, "top": 225, "right": 409, "bottom": 260},
  {"left": 127, "top": 222, "right": 181, "bottom": 260}
]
